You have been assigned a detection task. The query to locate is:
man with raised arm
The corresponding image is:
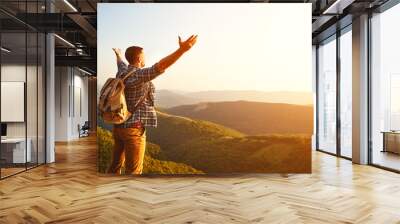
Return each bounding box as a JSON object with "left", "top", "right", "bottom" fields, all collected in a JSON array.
[{"left": 108, "top": 35, "right": 198, "bottom": 175}]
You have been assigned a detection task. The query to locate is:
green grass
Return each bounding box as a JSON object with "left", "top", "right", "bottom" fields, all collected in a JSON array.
[
  {"left": 98, "top": 110, "right": 311, "bottom": 174},
  {"left": 146, "top": 111, "right": 244, "bottom": 148},
  {"left": 97, "top": 127, "right": 203, "bottom": 174},
  {"left": 161, "top": 135, "right": 310, "bottom": 173}
]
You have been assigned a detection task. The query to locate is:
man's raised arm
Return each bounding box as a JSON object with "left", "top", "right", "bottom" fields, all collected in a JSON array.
[
  {"left": 124, "top": 35, "right": 198, "bottom": 85},
  {"left": 113, "top": 48, "right": 128, "bottom": 78},
  {"left": 113, "top": 48, "right": 124, "bottom": 63},
  {"left": 155, "top": 35, "right": 198, "bottom": 72}
]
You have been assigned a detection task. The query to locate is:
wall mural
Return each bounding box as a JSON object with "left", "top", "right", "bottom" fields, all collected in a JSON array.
[{"left": 97, "top": 3, "right": 312, "bottom": 175}]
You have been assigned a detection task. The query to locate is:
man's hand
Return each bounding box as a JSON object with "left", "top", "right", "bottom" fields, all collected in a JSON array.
[
  {"left": 113, "top": 48, "right": 124, "bottom": 64},
  {"left": 155, "top": 35, "right": 198, "bottom": 72},
  {"left": 178, "top": 35, "right": 198, "bottom": 52},
  {"left": 113, "top": 48, "right": 122, "bottom": 56}
]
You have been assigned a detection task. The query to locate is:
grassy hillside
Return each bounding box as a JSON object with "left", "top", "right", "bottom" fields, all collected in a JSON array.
[
  {"left": 98, "top": 110, "right": 311, "bottom": 174},
  {"left": 146, "top": 111, "right": 244, "bottom": 148},
  {"left": 97, "top": 127, "right": 203, "bottom": 174},
  {"left": 146, "top": 112, "right": 311, "bottom": 173},
  {"left": 165, "top": 135, "right": 311, "bottom": 173},
  {"left": 165, "top": 101, "right": 313, "bottom": 135}
]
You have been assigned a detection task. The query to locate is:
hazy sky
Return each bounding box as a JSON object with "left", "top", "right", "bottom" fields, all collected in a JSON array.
[{"left": 98, "top": 3, "right": 311, "bottom": 92}]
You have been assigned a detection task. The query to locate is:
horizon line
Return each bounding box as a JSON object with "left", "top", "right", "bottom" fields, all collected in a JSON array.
[{"left": 157, "top": 89, "right": 313, "bottom": 93}]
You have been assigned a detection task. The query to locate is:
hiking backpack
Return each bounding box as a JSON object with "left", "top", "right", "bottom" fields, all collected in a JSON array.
[{"left": 98, "top": 70, "right": 136, "bottom": 124}]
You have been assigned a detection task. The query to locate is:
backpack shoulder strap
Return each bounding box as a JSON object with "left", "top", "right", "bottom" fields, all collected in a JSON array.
[
  {"left": 121, "top": 68, "right": 136, "bottom": 82},
  {"left": 131, "top": 83, "right": 150, "bottom": 113}
]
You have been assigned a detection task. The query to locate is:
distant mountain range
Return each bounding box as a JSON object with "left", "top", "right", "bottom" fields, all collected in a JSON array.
[
  {"left": 156, "top": 90, "right": 313, "bottom": 108},
  {"left": 165, "top": 101, "right": 313, "bottom": 135}
]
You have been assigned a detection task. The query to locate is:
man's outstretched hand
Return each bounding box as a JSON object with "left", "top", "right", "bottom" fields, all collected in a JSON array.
[
  {"left": 178, "top": 35, "right": 198, "bottom": 52},
  {"left": 155, "top": 35, "right": 198, "bottom": 72}
]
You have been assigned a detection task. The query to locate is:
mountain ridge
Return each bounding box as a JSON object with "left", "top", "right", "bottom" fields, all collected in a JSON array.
[
  {"left": 165, "top": 101, "right": 313, "bottom": 135},
  {"left": 156, "top": 89, "right": 313, "bottom": 108}
]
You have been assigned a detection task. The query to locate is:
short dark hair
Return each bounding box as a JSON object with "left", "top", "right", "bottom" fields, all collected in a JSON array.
[{"left": 125, "top": 46, "right": 143, "bottom": 64}]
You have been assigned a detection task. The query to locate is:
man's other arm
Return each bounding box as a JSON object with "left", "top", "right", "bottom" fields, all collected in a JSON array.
[
  {"left": 113, "top": 48, "right": 124, "bottom": 64},
  {"left": 113, "top": 48, "right": 128, "bottom": 77}
]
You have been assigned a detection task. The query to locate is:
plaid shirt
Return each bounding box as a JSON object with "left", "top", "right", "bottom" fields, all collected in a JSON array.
[{"left": 114, "top": 61, "right": 164, "bottom": 128}]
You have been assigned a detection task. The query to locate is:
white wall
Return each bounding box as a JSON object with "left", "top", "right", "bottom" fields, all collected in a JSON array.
[
  {"left": 55, "top": 67, "right": 89, "bottom": 141},
  {"left": 55, "top": 67, "right": 69, "bottom": 141},
  {"left": 71, "top": 72, "right": 89, "bottom": 138}
]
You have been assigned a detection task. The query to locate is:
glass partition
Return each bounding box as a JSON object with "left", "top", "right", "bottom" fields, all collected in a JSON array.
[
  {"left": 0, "top": 31, "right": 28, "bottom": 177},
  {"left": 317, "top": 36, "right": 337, "bottom": 154},
  {"left": 0, "top": 2, "right": 46, "bottom": 179},
  {"left": 339, "top": 28, "right": 352, "bottom": 158},
  {"left": 38, "top": 32, "right": 46, "bottom": 165},
  {"left": 27, "top": 31, "right": 38, "bottom": 169},
  {"left": 371, "top": 3, "right": 400, "bottom": 171}
]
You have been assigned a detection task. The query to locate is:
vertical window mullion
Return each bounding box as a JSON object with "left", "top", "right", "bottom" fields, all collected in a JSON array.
[
  {"left": 0, "top": 23, "right": 2, "bottom": 179},
  {"left": 25, "top": 0, "right": 28, "bottom": 171},
  {"left": 44, "top": 0, "right": 48, "bottom": 164},
  {"left": 336, "top": 29, "right": 341, "bottom": 157},
  {"left": 36, "top": 0, "right": 39, "bottom": 167},
  {"left": 367, "top": 11, "right": 373, "bottom": 165},
  {"left": 316, "top": 45, "right": 320, "bottom": 150}
]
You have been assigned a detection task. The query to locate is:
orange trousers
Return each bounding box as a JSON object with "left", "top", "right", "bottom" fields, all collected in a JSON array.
[{"left": 107, "top": 127, "right": 146, "bottom": 175}]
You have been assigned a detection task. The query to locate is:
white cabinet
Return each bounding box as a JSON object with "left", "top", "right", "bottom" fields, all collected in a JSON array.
[{"left": 1, "top": 138, "right": 32, "bottom": 163}]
